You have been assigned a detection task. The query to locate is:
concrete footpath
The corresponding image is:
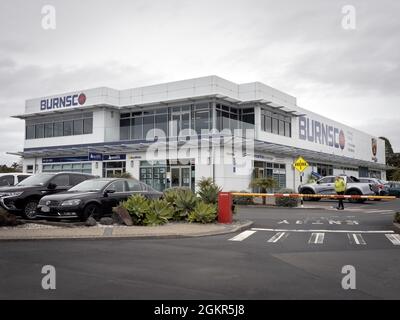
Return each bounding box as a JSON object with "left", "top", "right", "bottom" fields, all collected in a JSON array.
[{"left": 0, "top": 220, "right": 253, "bottom": 241}]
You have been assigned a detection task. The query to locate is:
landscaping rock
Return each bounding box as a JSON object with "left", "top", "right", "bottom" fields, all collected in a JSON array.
[
  {"left": 100, "top": 217, "right": 114, "bottom": 225},
  {"left": 0, "top": 208, "right": 19, "bottom": 227},
  {"left": 112, "top": 206, "right": 133, "bottom": 226},
  {"left": 85, "top": 216, "right": 97, "bottom": 227}
]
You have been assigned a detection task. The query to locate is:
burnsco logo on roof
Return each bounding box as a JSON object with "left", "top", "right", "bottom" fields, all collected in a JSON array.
[
  {"left": 40, "top": 93, "right": 86, "bottom": 111},
  {"left": 299, "top": 116, "right": 345, "bottom": 150}
]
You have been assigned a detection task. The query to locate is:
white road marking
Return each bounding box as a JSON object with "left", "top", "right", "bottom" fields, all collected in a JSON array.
[
  {"left": 308, "top": 233, "right": 325, "bottom": 244},
  {"left": 267, "top": 232, "right": 289, "bottom": 243},
  {"left": 348, "top": 233, "right": 366, "bottom": 245},
  {"left": 252, "top": 228, "right": 394, "bottom": 234},
  {"left": 228, "top": 230, "right": 257, "bottom": 241},
  {"left": 385, "top": 234, "right": 400, "bottom": 245}
]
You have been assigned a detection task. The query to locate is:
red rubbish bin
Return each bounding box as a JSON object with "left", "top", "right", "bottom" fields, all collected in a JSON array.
[{"left": 218, "top": 192, "right": 233, "bottom": 224}]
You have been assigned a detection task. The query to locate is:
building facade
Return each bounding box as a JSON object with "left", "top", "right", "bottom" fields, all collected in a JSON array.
[{"left": 11, "top": 76, "right": 387, "bottom": 192}]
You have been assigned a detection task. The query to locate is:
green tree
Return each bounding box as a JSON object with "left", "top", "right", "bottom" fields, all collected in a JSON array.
[{"left": 249, "top": 177, "right": 278, "bottom": 205}]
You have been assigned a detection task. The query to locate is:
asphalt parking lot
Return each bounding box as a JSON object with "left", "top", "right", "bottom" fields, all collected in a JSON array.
[{"left": 0, "top": 199, "right": 399, "bottom": 300}]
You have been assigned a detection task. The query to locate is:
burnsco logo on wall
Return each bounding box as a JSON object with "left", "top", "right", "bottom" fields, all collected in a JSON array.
[
  {"left": 299, "top": 116, "right": 345, "bottom": 150},
  {"left": 40, "top": 93, "right": 86, "bottom": 111}
]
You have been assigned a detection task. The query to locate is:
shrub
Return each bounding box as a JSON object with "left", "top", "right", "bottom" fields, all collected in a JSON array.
[
  {"left": 110, "top": 172, "right": 132, "bottom": 178},
  {"left": 249, "top": 177, "right": 278, "bottom": 205},
  {"left": 144, "top": 199, "right": 174, "bottom": 226},
  {"left": 121, "top": 194, "right": 150, "bottom": 225},
  {"left": 231, "top": 190, "right": 254, "bottom": 205},
  {"left": 394, "top": 212, "right": 400, "bottom": 224},
  {"left": 197, "top": 177, "right": 221, "bottom": 204},
  {"left": 0, "top": 207, "right": 18, "bottom": 227},
  {"left": 175, "top": 189, "right": 198, "bottom": 219},
  {"left": 188, "top": 202, "right": 217, "bottom": 224},
  {"left": 275, "top": 188, "right": 299, "bottom": 207}
]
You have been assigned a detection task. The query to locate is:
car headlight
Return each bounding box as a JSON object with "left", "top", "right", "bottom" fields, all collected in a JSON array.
[
  {"left": 1, "top": 192, "right": 23, "bottom": 197},
  {"left": 61, "top": 199, "right": 81, "bottom": 206}
]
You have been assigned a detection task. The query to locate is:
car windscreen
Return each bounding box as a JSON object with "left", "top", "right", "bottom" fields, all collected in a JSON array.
[
  {"left": 68, "top": 179, "right": 111, "bottom": 192},
  {"left": 16, "top": 173, "right": 54, "bottom": 186}
]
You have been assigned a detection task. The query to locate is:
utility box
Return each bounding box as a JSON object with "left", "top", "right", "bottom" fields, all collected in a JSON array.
[{"left": 218, "top": 192, "right": 233, "bottom": 224}]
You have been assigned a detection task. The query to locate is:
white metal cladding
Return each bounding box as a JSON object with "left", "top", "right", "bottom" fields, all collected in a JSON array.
[{"left": 11, "top": 75, "right": 386, "bottom": 167}]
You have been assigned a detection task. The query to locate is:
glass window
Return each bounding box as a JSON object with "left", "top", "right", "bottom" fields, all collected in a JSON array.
[
  {"left": 44, "top": 123, "right": 53, "bottom": 138},
  {"left": 143, "top": 115, "right": 154, "bottom": 139},
  {"left": 50, "top": 174, "right": 70, "bottom": 187},
  {"left": 73, "top": 119, "right": 83, "bottom": 135},
  {"left": 17, "top": 175, "right": 30, "bottom": 183},
  {"left": 272, "top": 118, "right": 278, "bottom": 134},
  {"left": 127, "top": 179, "right": 143, "bottom": 191},
  {"left": 63, "top": 120, "right": 73, "bottom": 136},
  {"left": 83, "top": 118, "right": 93, "bottom": 134},
  {"left": 194, "top": 110, "right": 209, "bottom": 133},
  {"left": 26, "top": 125, "right": 35, "bottom": 139},
  {"left": 132, "top": 117, "right": 143, "bottom": 140},
  {"left": 279, "top": 120, "right": 285, "bottom": 136},
  {"left": 154, "top": 114, "right": 168, "bottom": 138},
  {"left": 0, "top": 175, "right": 14, "bottom": 186},
  {"left": 35, "top": 124, "right": 44, "bottom": 138},
  {"left": 284, "top": 122, "right": 291, "bottom": 137},
  {"left": 120, "top": 118, "right": 130, "bottom": 140},
  {"left": 106, "top": 180, "right": 125, "bottom": 192},
  {"left": 265, "top": 116, "right": 272, "bottom": 132},
  {"left": 53, "top": 122, "right": 63, "bottom": 137}
]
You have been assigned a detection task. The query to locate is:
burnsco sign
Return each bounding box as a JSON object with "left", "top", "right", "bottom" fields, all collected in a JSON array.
[
  {"left": 299, "top": 116, "right": 345, "bottom": 150},
  {"left": 40, "top": 93, "right": 86, "bottom": 111}
]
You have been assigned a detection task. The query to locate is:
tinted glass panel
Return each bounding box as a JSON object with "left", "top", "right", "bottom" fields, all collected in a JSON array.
[
  {"left": 50, "top": 174, "right": 70, "bottom": 186},
  {"left": 63, "top": 120, "right": 73, "bottom": 136},
  {"left": 83, "top": 118, "right": 93, "bottom": 134}
]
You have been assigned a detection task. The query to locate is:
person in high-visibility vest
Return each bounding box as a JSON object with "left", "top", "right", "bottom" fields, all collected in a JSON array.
[{"left": 334, "top": 176, "right": 347, "bottom": 210}]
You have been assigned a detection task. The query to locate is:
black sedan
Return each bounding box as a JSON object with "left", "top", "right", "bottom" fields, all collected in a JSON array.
[{"left": 36, "top": 178, "right": 162, "bottom": 221}]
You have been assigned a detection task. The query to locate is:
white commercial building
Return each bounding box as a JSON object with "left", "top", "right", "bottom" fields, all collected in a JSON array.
[{"left": 11, "top": 76, "right": 387, "bottom": 192}]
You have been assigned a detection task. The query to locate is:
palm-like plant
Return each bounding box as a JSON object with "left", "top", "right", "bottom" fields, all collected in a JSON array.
[{"left": 249, "top": 177, "right": 278, "bottom": 205}]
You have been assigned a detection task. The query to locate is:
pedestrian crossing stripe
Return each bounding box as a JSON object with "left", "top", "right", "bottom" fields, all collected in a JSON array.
[
  {"left": 228, "top": 230, "right": 256, "bottom": 241},
  {"left": 228, "top": 229, "right": 400, "bottom": 246},
  {"left": 385, "top": 234, "right": 400, "bottom": 245}
]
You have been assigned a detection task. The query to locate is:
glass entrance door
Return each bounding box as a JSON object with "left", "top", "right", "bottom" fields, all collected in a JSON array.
[
  {"left": 170, "top": 166, "right": 191, "bottom": 189},
  {"left": 103, "top": 161, "right": 126, "bottom": 177}
]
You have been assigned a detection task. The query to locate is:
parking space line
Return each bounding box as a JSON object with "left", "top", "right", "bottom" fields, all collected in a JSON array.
[
  {"left": 228, "top": 230, "right": 257, "bottom": 241},
  {"left": 385, "top": 234, "right": 400, "bottom": 245},
  {"left": 308, "top": 233, "right": 324, "bottom": 244},
  {"left": 267, "top": 232, "right": 289, "bottom": 243},
  {"left": 348, "top": 233, "right": 366, "bottom": 245}
]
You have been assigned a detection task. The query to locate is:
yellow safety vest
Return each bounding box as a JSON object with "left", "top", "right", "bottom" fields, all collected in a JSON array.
[{"left": 335, "top": 179, "right": 346, "bottom": 193}]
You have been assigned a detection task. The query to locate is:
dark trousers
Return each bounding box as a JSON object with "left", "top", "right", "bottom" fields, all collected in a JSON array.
[{"left": 337, "top": 191, "right": 345, "bottom": 209}]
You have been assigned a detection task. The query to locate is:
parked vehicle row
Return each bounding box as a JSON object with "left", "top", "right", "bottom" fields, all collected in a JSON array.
[
  {"left": 0, "top": 173, "right": 31, "bottom": 187},
  {"left": 0, "top": 172, "right": 162, "bottom": 221},
  {"left": 299, "top": 175, "right": 375, "bottom": 203}
]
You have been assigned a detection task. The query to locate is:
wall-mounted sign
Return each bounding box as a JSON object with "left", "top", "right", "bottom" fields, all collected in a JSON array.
[
  {"left": 42, "top": 156, "right": 89, "bottom": 163},
  {"left": 371, "top": 138, "right": 378, "bottom": 162},
  {"left": 299, "top": 116, "right": 346, "bottom": 150},
  {"left": 40, "top": 93, "right": 86, "bottom": 111},
  {"left": 89, "top": 152, "right": 103, "bottom": 161},
  {"left": 103, "top": 154, "right": 126, "bottom": 161}
]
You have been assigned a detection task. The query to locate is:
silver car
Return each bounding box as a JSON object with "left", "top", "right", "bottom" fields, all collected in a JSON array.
[{"left": 299, "top": 175, "right": 375, "bottom": 203}]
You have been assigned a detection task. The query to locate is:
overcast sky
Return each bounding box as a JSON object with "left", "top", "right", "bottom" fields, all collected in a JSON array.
[{"left": 0, "top": 0, "right": 399, "bottom": 164}]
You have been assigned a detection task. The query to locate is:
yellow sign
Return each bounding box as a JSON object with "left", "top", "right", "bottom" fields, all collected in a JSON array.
[{"left": 293, "top": 156, "right": 309, "bottom": 172}]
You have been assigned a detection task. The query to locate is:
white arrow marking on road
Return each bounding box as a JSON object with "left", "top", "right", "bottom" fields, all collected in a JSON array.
[
  {"left": 277, "top": 220, "right": 289, "bottom": 224},
  {"left": 229, "top": 230, "right": 257, "bottom": 241},
  {"left": 308, "top": 233, "right": 325, "bottom": 244},
  {"left": 385, "top": 234, "right": 400, "bottom": 245},
  {"left": 267, "top": 232, "right": 289, "bottom": 243},
  {"left": 348, "top": 233, "right": 366, "bottom": 245}
]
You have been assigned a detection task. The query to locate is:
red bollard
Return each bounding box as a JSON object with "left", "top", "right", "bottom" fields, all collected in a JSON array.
[{"left": 218, "top": 192, "right": 233, "bottom": 224}]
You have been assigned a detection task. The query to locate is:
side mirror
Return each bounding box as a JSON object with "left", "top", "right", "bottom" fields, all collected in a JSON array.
[
  {"left": 104, "top": 189, "right": 116, "bottom": 197},
  {"left": 47, "top": 182, "right": 57, "bottom": 190}
]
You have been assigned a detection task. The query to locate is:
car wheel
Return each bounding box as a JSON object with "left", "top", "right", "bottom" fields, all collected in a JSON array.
[
  {"left": 347, "top": 190, "right": 362, "bottom": 203},
  {"left": 23, "top": 200, "right": 39, "bottom": 219},
  {"left": 302, "top": 189, "right": 319, "bottom": 201},
  {"left": 80, "top": 203, "right": 101, "bottom": 222}
]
